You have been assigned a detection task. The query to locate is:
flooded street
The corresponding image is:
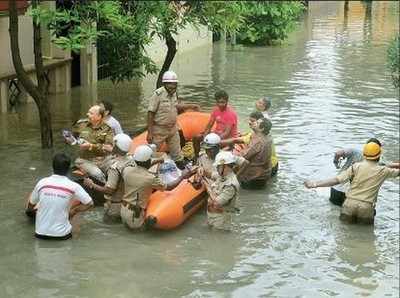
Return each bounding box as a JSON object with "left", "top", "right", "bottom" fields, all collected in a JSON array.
[{"left": 0, "top": 1, "right": 399, "bottom": 297}]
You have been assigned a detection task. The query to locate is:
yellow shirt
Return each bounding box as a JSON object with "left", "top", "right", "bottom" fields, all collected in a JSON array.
[
  {"left": 336, "top": 160, "right": 399, "bottom": 204},
  {"left": 242, "top": 132, "right": 278, "bottom": 168}
]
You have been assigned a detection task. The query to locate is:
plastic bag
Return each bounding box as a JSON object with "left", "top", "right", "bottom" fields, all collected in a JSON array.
[{"left": 158, "top": 159, "right": 182, "bottom": 185}]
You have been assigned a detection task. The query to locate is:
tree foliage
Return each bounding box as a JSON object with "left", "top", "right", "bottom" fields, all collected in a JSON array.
[
  {"left": 387, "top": 35, "right": 399, "bottom": 88},
  {"left": 235, "top": 1, "right": 305, "bottom": 45}
]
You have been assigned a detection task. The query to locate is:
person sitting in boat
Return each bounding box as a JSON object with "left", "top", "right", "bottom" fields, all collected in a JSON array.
[
  {"left": 26, "top": 153, "right": 93, "bottom": 240},
  {"left": 69, "top": 105, "right": 114, "bottom": 184},
  {"left": 121, "top": 145, "right": 193, "bottom": 230},
  {"left": 98, "top": 100, "right": 123, "bottom": 136},
  {"left": 83, "top": 134, "right": 136, "bottom": 223},
  {"left": 203, "top": 151, "right": 240, "bottom": 231},
  {"left": 147, "top": 70, "right": 199, "bottom": 170},
  {"left": 255, "top": 96, "right": 272, "bottom": 120},
  {"left": 304, "top": 142, "right": 399, "bottom": 225},
  {"left": 330, "top": 138, "right": 399, "bottom": 206},
  {"left": 193, "top": 90, "right": 238, "bottom": 160}
]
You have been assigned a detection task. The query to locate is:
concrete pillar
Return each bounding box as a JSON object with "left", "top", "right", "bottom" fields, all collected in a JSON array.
[
  {"left": 0, "top": 80, "right": 9, "bottom": 113},
  {"left": 48, "top": 62, "right": 71, "bottom": 94},
  {"left": 80, "top": 43, "right": 97, "bottom": 87}
]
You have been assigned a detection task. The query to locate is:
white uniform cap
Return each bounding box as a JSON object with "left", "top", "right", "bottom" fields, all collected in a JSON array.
[
  {"left": 113, "top": 133, "right": 132, "bottom": 152},
  {"left": 133, "top": 145, "right": 154, "bottom": 162},
  {"left": 162, "top": 70, "right": 178, "bottom": 83}
]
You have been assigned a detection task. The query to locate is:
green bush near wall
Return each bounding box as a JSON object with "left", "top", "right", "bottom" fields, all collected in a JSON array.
[{"left": 236, "top": 1, "right": 305, "bottom": 45}]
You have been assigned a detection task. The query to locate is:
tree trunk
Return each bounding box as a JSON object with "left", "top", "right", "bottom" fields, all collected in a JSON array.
[
  {"left": 8, "top": 0, "right": 53, "bottom": 148},
  {"left": 156, "top": 30, "right": 177, "bottom": 89}
]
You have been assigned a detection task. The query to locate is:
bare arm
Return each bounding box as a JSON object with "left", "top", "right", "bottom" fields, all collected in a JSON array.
[
  {"left": 219, "top": 124, "right": 233, "bottom": 140},
  {"left": 147, "top": 111, "right": 156, "bottom": 143},
  {"left": 304, "top": 177, "right": 340, "bottom": 189},
  {"left": 69, "top": 202, "right": 93, "bottom": 219},
  {"left": 203, "top": 118, "right": 215, "bottom": 136},
  {"left": 83, "top": 178, "right": 115, "bottom": 195},
  {"left": 235, "top": 159, "right": 250, "bottom": 177}
]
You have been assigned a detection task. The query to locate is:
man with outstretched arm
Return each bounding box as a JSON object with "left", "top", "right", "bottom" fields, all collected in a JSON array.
[{"left": 304, "top": 142, "right": 399, "bottom": 225}]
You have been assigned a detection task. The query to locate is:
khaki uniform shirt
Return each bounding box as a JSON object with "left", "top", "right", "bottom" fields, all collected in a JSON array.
[
  {"left": 79, "top": 121, "right": 114, "bottom": 160},
  {"left": 337, "top": 160, "right": 399, "bottom": 204},
  {"left": 148, "top": 87, "right": 179, "bottom": 128},
  {"left": 211, "top": 172, "right": 240, "bottom": 212},
  {"left": 238, "top": 133, "right": 272, "bottom": 182},
  {"left": 198, "top": 152, "right": 216, "bottom": 178},
  {"left": 104, "top": 155, "right": 136, "bottom": 203},
  {"left": 122, "top": 166, "right": 166, "bottom": 209}
]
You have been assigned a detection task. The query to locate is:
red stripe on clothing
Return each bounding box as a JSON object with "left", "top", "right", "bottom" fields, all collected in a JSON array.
[{"left": 38, "top": 185, "right": 75, "bottom": 195}]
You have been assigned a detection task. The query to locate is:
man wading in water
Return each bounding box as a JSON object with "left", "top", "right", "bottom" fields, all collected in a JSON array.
[{"left": 304, "top": 141, "right": 399, "bottom": 225}]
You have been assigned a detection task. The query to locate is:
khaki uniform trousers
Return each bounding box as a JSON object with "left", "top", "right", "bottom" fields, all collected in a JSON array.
[
  {"left": 207, "top": 209, "right": 233, "bottom": 231},
  {"left": 75, "top": 156, "right": 114, "bottom": 184},
  {"left": 103, "top": 201, "right": 122, "bottom": 223},
  {"left": 120, "top": 202, "right": 146, "bottom": 230},
  {"left": 152, "top": 125, "right": 182, "bottom": 161},
  {"left": 340, "top": 198, "right": 375, "bottom": 224}
]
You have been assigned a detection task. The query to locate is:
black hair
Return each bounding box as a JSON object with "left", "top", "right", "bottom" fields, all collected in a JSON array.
[
  {"left": 136, "top": 160, "right": 151, "bottom": 169},
  {"left": 206, "top": 146, "right": 220, "bottom": 160},
  {"left": 260, "top": 97, "right": 272, "bottom": 110},
  {"left": 215, "top": 90, "right": 229, "bottom": 101},
  {"left": 366, "top": 138, "right": 382, "bottom": 147},
  {"left": 53, "top": 153, "right": 71, "bottom": 176},
  {"left": 259, "top": 118, "right": 272, "bottom": 135},
  {"left": 99, "top": 100, "right": 113, "bottom": 114},
  {"left": 249, "top": 111, "right": 264, "bottom": 120}
]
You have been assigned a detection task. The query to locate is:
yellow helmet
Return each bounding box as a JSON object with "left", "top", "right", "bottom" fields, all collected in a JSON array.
[{"left": 363, "top": 142, "right": 381, "bottom": 160}]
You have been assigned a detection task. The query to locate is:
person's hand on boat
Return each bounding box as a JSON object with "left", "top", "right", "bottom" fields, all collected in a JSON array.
[
  {"left": 83, "top": 177, "right": 95, "bottom": 189},
  {"left": 146, "top": 132, "right": 153, "bottom": 144}
]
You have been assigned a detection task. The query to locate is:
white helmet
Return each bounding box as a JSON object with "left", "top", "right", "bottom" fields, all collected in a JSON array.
[
  {"left": 213, "top": 151, "right": 236, "bottom": 167},
  {"left": 113, "top": 133, "right": 132, "bottom": 152},
  {"left": 202, "top": 133, "right": 221, "bottom": 149},
  {"left": 162, "top": 70, "right": 178, "bottom": 83},
  {"left": 133, "top": 145, "right": 154, "bottom": 162}
]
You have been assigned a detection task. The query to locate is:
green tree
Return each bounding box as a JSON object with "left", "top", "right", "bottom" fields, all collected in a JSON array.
[
  {"left": 235, "top": 1, "right": 305, "bottom": 45},
  {"left": 8, "top": 0, "right": 130, "bottom": 148},
  {"left": 387, "top": 35, "right": 399, "bottom": 88}
]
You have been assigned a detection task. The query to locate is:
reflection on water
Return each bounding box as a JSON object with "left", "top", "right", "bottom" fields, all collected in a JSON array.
[{"left": 0, "top": 1, "right": 399, "bottom": 297}]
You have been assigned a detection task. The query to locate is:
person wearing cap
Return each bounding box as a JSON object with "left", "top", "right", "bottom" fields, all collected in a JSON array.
[
  {"left": 196, "top": 133, "right": 222, "bottom": 180},
  {"left": 330, "top": 138, "right": 381, "bottom": 206},
  {"left": 255, "top": 96, "right": 272, "bottom": 120},
  {"left": 304, "top": 141, "right": 399, "bottom": 225},
  {"left": 83, "top": 133, "right": 135, "bottom": 223},
  {"left": 195, "top": 133, "right": 248, "bottom": 183},
  {"left": 147, "top": 70, "right": 199, "bottom": 168},
  {"left": 74, "top": 105, "right": 114, "bottom": 183},
  {"left": 121, "top": 144, "right": 193, "bottom": 230},
  {"left": 203, "top": 151, "right": 240, "bottom": 231}
]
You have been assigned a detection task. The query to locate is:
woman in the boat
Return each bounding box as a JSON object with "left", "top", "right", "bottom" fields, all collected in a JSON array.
[{"left": 222, "top": 111, "right": 274, "bottom": 189}]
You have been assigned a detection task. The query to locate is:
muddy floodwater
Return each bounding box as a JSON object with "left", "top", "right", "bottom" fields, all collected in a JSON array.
[{"left": 0, "top": 1, "right": 399, "bottom": 297}]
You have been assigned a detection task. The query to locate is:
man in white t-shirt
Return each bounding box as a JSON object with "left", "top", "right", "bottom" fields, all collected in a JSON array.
[{"left": 26, "top": 153, "right": 93, "bottom": 240}]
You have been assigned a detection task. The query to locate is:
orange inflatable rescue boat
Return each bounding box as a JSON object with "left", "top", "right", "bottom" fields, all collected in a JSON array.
[{"left": 130, "top": 111, "right": 211, "bottom": 230}]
